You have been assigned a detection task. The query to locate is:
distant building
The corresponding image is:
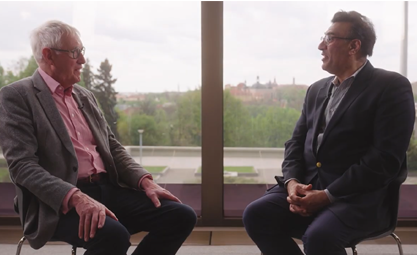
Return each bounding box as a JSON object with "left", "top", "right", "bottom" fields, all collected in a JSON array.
[
  {"left": 116, "top": 93, "right": 146, "bottom": 102},
  {"left": 225, "top": 76, "right": 279, "bottom": 102}
]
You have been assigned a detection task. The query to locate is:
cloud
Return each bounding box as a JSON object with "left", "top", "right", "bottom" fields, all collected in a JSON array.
[
  {"left": 0, "top": 2, "right": 73, "bottom": 65},
  {"left": 0, "top": 1, "right": 416, "bottom": 92}
]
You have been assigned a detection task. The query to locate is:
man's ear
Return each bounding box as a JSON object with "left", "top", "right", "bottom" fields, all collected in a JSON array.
[
  {"left": 41, "top": 48, "right": 54, "bottom": 65},
  {"left": 349, "top": 40, "right": 362, "bottom": 55}
]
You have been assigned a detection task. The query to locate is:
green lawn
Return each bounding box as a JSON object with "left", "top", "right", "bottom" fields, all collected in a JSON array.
[
  {"left": 197, "top": 166, "right": 255, "bottom": 173},
  {"left": 0, "top": 168, "right": 10, "bottom": 182},
  {"left": 144, "top": 166, "right": 167, "bottom": 173}
]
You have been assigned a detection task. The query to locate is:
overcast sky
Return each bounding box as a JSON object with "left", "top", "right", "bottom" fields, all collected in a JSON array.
[{"left": 0, "top": 1, "right": 416, "bottom": 93}]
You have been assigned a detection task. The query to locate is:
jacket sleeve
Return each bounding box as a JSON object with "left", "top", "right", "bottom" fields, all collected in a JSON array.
[{"left": 281, "top": 86, "right": 311, "bottom": 183}]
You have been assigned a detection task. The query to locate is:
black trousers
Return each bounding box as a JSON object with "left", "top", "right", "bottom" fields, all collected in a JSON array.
[
  {"left": 53, "top": 183, "right": 197, "bottom": 255},
  {"left": 243, "top": 184, "right": 374, "bottom": 255}
]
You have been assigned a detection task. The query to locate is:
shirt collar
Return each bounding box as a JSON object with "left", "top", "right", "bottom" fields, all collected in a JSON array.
[
  {"left": 38, "top": 68, "right": 73, "bottom": 96},
  {"left": 332, "top": 60, "right": 368, "bottom": 86}
]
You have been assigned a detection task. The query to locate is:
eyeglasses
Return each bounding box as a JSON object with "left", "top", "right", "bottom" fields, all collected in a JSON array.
[
  {"left": 320, "top": 34, "right": 355, "bottom": 45},
  {"left": 50, "top": 46, "right": 85, "bottom": 59}
]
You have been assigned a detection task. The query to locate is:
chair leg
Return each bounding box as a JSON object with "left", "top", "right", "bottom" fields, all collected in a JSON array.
[
  {"left": 351, "top": 245, "right": 358, "bottom": 255},
  {"left": 16, "top": 236, "right": 26, "bottom": 255},
  {"left": 71, "top": 245, "right": 77, "bottom": 255},
  {"left": 390, "top": 232, "right": 404, "bottom": 255}
]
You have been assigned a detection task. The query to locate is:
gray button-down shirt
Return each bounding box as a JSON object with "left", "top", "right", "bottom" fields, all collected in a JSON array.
[{"left": 316, "top": 61, "right": 367, "bottom": 152}]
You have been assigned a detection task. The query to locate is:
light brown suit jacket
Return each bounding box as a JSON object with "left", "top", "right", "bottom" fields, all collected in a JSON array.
[{"left": 0, "top": 70, "right": 148, "bottom": 249}]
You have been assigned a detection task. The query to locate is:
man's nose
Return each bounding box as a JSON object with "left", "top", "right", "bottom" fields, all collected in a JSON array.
[
  {"left": 78, "top": 52, "right": 86, "bottom": 64},
  {"left": 318, "top": 40, "right": 326, "bottom": 50}
]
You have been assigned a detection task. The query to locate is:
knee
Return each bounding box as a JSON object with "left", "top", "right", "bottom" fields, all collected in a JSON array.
[
  {"left": 302, "top": 227, "right": 343, "bottom": 255},
  {"left": 95, "top": 219, "right": 131, "bottom": 253},
  {"left": 179, "top": 204, "right": 198, "bottom": 229},
  {"left": 243, "top": 200, "right": 265, "bottom": 234},
  {"left": 242, "top": 201, "right": 256, "bottom": 228},
  {"left": 168, "top": 203, "right": 197, "bottom": 232}
]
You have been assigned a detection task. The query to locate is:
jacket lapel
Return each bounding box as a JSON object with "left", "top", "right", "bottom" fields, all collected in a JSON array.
[
  {"left": 33, "top": 71, "right": 76, "bottom": 157},
  {"left": 72, "top": 88, "right": 107, "bottom": 152},
  {"left": 319, "top": 61, "right": 374, "bottom": 148},
  {"left": 311, "top": 80, "right": 333, "bottom": 156}
]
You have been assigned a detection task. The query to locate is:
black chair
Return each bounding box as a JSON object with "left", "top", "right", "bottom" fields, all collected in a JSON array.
[
  {"left": 261, "top": 166, "right": 406, "bottom": 255},
  {"left": 348, "top": 165, "right": 406, "bottom": 255},
  {"left": 13, "top": 186, "right": 79, "bottom": 255}
]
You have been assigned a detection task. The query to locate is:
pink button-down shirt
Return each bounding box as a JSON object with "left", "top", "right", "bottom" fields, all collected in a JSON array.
[
  {"left": 39, "top": 68, "right": 107, "bottom": 213},
  {"left": 38, "top": 68, "right": 151, "bottom": 214},
  {"left": 39, "top": 68, "right": 107, "bottom": 177}
]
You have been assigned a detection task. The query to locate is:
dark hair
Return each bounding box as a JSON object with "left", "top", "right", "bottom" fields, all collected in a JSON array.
[{"left": 331, "top": 10, "right": 376, "bottom": 57}]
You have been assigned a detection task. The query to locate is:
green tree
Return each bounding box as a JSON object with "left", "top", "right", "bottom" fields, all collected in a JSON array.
[
  {"left": 223, "top": 90, "right": 253, "bottom": 147},
  {"left": 176, "top": 89, "right": 201, "bottom": 146},
  {"left": 118, "top": 113, "right": 164, "bottom": 146},
  {"left": 139, "top": 96, "right": 157, "bottom": 116},
  {"left": 407, "top": 136, "right": 417, "bottom": 171},
  {"left": 81, "top": 59, "right": 94, "bottom": 89},
  {"left": 0, "top": 65, "right": 5, "bottom": 89},
  {"left": 252, "top": 107, "right": 300, "bottom": 147},
  {"left": 17, "top": 56, "right": 38, "bottom": 80},
  {"left": 93, "top": 59, "right": 119, "bottom": 139},
  {"left": 0, "top": 57, "right": 38, "bottom": 87}
]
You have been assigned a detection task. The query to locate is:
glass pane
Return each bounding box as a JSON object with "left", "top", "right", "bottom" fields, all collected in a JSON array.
[
  {"left": 224, "top": 1, "right": 417, "bottom": 218},
  {"left": 0, "top": 2, "right": 201, "bottom": 216}
]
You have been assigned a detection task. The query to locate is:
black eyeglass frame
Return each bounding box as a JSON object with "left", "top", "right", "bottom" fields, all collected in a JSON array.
[
  {"left": 320, "top": 34, "right": 356, "bottom": 45},
  {"left": 50, "top": 47, "right": 85, "bottom": 59}
]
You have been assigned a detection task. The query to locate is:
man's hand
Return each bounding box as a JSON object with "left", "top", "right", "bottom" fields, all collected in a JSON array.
[
  {"left": 141, "top": 177, "right": 181, "bottom": 207},
  {"left": 286, "top": 180, "right": 312, "bottom": 216},
  {"left": 293, "top": 188, "right": 331, "bottom": 215},
  {"left": 286, "top": 181, "right": 331, "bottom": 217},
  {"left": 69, "top": 190, "right": 118, "bottom": 242}
]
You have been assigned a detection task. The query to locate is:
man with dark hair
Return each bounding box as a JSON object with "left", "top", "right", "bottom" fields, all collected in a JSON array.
[
  {"left": 243, "top": 11, "right": 415, "bottom": 255},
  {"left": 0, "top": 20, "right": 196, "bottom": 255}
]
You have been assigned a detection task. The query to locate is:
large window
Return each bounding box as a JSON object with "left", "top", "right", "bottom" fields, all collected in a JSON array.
[
  {"left": 0, "top": 1, "right": 202, "bottom": 215},
  {"left": 0, "top": 1, "right": 416, "bottom": 225},
  {"left": 223, "top": 1, "right": 417, "bottom": 218}
]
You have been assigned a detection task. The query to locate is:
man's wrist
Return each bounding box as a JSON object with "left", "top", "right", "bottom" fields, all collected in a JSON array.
[
  {"left": 285, "top": 178, "right": 300, "bottom": 191},
  {"left": 284, "top": 178, "right": 300, "bottom": 187},
  {"left": 68, "top": 190, "right": 82, "bottom": 208},
  {"left": 324, "top": 189, "right": 337, "bottom": 203},
  {"left": 140, "top": 176, "right": 156, "bottom": 190}
]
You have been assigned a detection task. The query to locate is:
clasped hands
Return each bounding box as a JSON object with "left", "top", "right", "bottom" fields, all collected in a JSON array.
[
  {"left": 286, "top": 180, "right": 330, "bottom": 217},
  {"left": 69, "top": 178, "right": 181, "bottom": 242}
]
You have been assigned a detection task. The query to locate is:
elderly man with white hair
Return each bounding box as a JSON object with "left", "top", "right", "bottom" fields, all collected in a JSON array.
[{"left": 0, "top": 20, "right": 196, "bottom": 255}]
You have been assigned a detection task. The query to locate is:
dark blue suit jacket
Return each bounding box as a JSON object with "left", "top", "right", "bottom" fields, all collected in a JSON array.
[{"left": 280, "top": 61, "right": 415, "bottom": 230}]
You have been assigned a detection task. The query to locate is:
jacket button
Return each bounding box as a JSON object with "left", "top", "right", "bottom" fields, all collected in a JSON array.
[
  {"left": 316, "top": 162, "right": 322, "bottom": 168},
  {"left": 73, "top": 166, "right": 77, "bottom": 172}
]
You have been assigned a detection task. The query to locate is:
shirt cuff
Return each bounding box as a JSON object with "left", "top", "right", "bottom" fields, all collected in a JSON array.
[
  {"left": 138, "top": 174, "right": 153, "bottom": 190},
  {"left": 284, "top": 178, "right": 300, "bottom": 187},
  {"left": 61, "top": 187, "right": 79, "bottom": 214},
  {"left": 324, "top": 189, "right": 337, "bottom": 203}
]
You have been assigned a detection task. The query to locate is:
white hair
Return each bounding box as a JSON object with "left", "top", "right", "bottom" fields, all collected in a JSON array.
[{"left": 30, "top": 20, "right": 81, "bottom": 64}]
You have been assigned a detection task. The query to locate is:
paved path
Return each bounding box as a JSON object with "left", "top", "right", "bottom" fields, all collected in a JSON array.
[
  {"left": 2, "top": 152, "right": 417, "bottom": 184},
  {"left": 134, "top": 156, "right": 417, "bottom": 185}
]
